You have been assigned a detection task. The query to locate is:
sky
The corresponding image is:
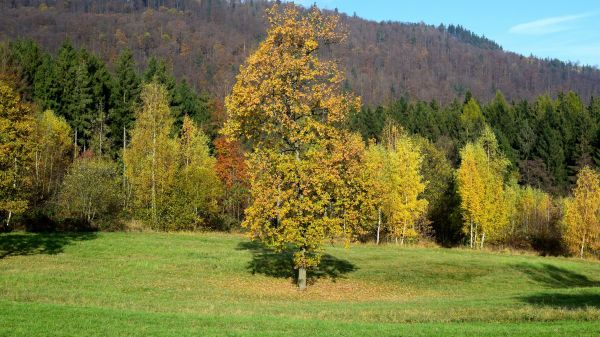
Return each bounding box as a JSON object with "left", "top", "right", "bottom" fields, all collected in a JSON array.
[{"left": 292, "top": 0, "right": 600, "bottom": 67}]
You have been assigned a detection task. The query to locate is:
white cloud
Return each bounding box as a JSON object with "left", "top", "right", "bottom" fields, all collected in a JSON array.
[{"left": 509, "top": 13, "right": 594, "bottom": 35}]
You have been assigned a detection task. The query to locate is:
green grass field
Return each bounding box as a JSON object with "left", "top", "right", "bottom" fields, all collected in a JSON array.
[{"left": 1, "top": 231, "right": 600, "bottom": 336}]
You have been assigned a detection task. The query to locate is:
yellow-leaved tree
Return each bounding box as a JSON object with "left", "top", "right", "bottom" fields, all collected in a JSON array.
[
  {"left": 382, "top": 124, "right": 428, "bottom": 245},
  {"left": 563, "top": 166, "right": 600, "bottom": 258},
  {"left": 32, "top": 109, "right": 72, "bottom": 206},
  {"left": 223, "top": 4, "right": 368, "bottom": 289},
  {"left": 124, "top": 82, "right": 178, "bottom": 229},
  {"left": 365, "top": 122, "right": 428, "bottom": 245},
  {"left": 0, "top": 80, "right": 35, "bottom": 228},
  {"left": 456, "top": 126, "right": 509, "bottom": 248}
]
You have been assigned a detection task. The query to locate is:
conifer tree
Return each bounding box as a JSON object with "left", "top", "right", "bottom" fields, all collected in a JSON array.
[{"left": 110, "top": 49, "right": 140, "bottom": 150}]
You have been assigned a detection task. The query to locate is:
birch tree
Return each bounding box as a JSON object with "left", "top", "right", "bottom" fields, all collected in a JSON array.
[
  {"left": 563, "top": 166, "right": 600, "bottom": 258},
  {"left": 124, "top": 82, "right": 177, "bottom": 229}
]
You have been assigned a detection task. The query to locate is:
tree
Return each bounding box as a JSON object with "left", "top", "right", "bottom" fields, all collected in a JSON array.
[
  {"left": 168, "top": 116, "right": 222, "bottom": 230},
  {"left": 33, "top": 53, "right": 60, "bottom": 112},
  {"left": 381, "top": 130, "right": 428, "bottom": 245},
  {"left": 0, "top": 80, "right": 35, "bottom": 228},
  {"left": 32, "top": 110, "right": 73, "bottom": 206},
  {"left": 223, "top": 5, "right": 364, "bottom": 289},
  {"left": 456, "top": 127, "right": 509, "bottom": 248},
  {"left": 459, "top": 97, "right": 485, "bottom": 143},
  {"left": 563, "top": 166, "right": 600, "bottom": 258},
  {"left": 365, "top": 142, "right": 386, "bottom": 244},
  {"left": 215, "top": 135, "right": 249, "bottom": 225},
  {"left": 58, "top": 154, "right": 122, "bottom": 229},
  {"left": 124, "top": 82, "right": 178, "bottom": 228},
  {"left": 110, "top": 49, "right": 140, "bottom": 150}
]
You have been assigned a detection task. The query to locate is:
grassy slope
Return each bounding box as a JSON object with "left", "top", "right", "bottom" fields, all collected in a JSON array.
[{"left": 1, "top": 232, "right": 599, "bottom": 336}]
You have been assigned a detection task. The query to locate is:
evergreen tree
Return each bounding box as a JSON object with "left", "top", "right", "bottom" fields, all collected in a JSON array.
[
  {"left": 33, "top": 52, "right": 60, "bottom": 111},
  {"left": 110, "top": 49, "right": 140, "bottom": 150}
]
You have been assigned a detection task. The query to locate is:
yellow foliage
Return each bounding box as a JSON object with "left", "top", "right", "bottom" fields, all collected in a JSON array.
[
  {"left": 457, "top": 129, "right": 509, "bottom": 248},
  {"left": 223, "top": 5, "right": 365, "bottom": 270},
  {"left": 124, "top": 83, "right": 178, "bottom": 228},
  {"left": 0, "top": 81, "right": 35, "bottom": 224},
  {"left": 563, "top": 166, "right": 600, "bottom": 258}
]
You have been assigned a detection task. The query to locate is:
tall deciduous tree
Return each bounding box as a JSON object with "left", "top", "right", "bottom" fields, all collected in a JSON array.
[
  {"left": 0, "top": 80, "right": 35, "bottom": 228},
  {"left": 124, "top": 82, "right": 177, "bottom": 228},
  {"left": 563, "top": 166, "right": 600, "bottom": 258},
  {"left": 223, "top": 5, "right": 364, "bottom": 289},
  {"left": 457, "top": 126, "right": 509, "bottom": 248},
  {"left": 380, "top": 124, "right": 428, "bottom": 245},
  {"left": 32, "top": 109, "right": 73, "bottom": 206},
  {"left": 168, "top": 115, "right": 222, "bottom": 229}
]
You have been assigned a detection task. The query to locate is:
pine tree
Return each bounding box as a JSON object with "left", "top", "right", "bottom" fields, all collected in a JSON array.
[
  {"left": 110, "top": 49, "right": 140, "bottom": 150},
  {"left": 33, "top": 53, "right": 60, "bottom": 111}
]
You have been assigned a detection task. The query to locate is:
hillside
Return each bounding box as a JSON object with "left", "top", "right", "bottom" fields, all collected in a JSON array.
[
  {"left": 1, "top": 0, "right": 600, "bottom": 104},
  {"left": 1, "top": 231, "right": 600, "bottom": 336}
]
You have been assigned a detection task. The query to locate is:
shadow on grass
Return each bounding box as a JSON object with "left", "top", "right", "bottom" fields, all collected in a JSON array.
[
  {"left": 0, "top": 232, "right": 97, "bottom": 259},
  {"left": 513, "top": 263, "right": 600, "bottom": 288},
  {"left": 236, "top": 241, "right": 356, "bottom": 284},
  {"left": 522, "top": 292, "right": 600, "bottom": 309}
]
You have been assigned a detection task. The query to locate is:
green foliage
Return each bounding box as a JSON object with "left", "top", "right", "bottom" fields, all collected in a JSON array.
[
  {"left": 110, "top": 49, "right": 140, "bottom": 150},
  {"left": 124, "top": 83, "right": 178, "bottom": 229},
  {"left": 167, "top": 116, "right": 222, "bottom": 230},
  {"left": 57, "top": 155, "right": 123, "bottom": 229}
]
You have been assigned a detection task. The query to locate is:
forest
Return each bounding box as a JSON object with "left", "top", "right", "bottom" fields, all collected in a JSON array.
[
  {"left": 2, "top": 0, "right": 600, "bottom": 105},
  {"left": 1, "top": 1, "right": 599, "bottom": 271}
]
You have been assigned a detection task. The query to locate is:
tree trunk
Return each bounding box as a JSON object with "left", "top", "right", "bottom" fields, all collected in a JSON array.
[
  {"left": 580, "top": 234, "right": 585, "bottom": 259},
  {"left": 480, "top": 232, "right": 485, "bottom": 249},
  {"left": 470, "top": 219, "right": 474, "bottom": 248},
  {"left": 6, "top": 210, "right": 12, "bottom": 229},
  {"left": 298, "top": 267, "right": 307, "bottom": 290},
  {"left": 151, "top": 123, "right": 157, "bottom": 227},
  {"left": 376, "top": 208, "right": 381, "bottom": 245},
  {"left": 401, "top": 222, "right": 406, "bottom": 246}
]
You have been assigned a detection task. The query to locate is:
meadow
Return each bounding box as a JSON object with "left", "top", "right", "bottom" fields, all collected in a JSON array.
[{"left": 1, "top": 231, "right": 600, "bottom": 336}]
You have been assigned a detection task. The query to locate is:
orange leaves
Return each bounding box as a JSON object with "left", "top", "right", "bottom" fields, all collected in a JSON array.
[{"left": 214, "top": 136, "right": 248, "bottom": 190}]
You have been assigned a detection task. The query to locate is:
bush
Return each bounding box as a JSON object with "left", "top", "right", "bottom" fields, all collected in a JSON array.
[{"left": 57, "top": 155, "right": 123, "bottom": 230}]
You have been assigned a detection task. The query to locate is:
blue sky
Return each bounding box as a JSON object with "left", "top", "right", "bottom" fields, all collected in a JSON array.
[{"left": 292, "top": 0, "right": 600, "bottom": 67}]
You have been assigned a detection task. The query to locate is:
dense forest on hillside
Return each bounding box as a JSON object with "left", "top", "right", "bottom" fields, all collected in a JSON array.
[
  {"left": 1, "top": 0, "right": 600, "bottom": 104},
  {"left": 1, "top": 2, "right": 600, "bottom": 260}
]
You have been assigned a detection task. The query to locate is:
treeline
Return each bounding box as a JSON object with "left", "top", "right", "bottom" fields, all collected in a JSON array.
[
  {"left": 2, "top": 0, "right": 600, "bottom": 105},
  {"left": 1, "top": 36, "right": 600, "bottom": 258},
  {"left": 0, "top": 39, "right": 247, "bottom": 231},
  {"left": 351, "top": 92, "right": 600, "bottom": 195}
]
